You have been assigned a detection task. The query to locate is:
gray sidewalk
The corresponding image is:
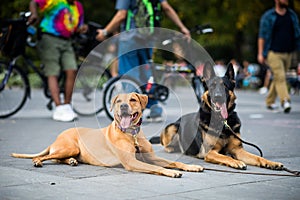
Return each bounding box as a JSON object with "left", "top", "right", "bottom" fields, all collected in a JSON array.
[{"left": 0, "top": 88, "right": 300, "bottom": 200}]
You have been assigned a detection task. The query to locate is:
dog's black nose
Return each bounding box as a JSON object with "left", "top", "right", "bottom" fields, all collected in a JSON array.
[
  {"left": 120, "top": 103, "right": 129, "bottom": 110},
  {"left": 215, "top": 94, "right": 223, "bottom": 101}
]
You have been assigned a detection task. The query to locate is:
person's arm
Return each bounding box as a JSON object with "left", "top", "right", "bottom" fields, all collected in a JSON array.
[
  {"left": 96, "top": 10, "right": 127, "bottom": 41},
  {"left": 257, "top": 38, "right": 265, "bottom": 64},
  {"left": 28, "top": 0, "right": 39, "bottom": 24},
  {"left": 161, "top": 1, "right": 190, "bottom": 39}
]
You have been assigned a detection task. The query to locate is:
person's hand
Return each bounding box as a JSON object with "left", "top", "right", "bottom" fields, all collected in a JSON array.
[
  {"left": 257, "top": 53, "right": 265, "bottom": 65},
  {"left": 96, "top": 29, "right": 107, "bottom": 41},
  {"left": 28, "top": 12, "right": 38, "bottom": 25},
  {"left": 180, "top": 27, "right": 191, "bottom": 42},
  {"left": 77, "top": 24, "right": 88, "bottom": 34}
]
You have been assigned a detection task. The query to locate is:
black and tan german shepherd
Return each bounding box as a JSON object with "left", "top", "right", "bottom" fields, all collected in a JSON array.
[{"left": 151, "top": 62, "right": 283, "bottom": 170}]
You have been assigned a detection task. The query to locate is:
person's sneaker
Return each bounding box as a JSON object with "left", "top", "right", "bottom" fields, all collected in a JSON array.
[
  {"left": 267, "top": 103, "right": 279, "bottom": 111},
  {"left": 52, "top": 104, "right": 77, "bottom": 122},
  {"left": 259, "top": 87, "right": 268, "bottom": 95},
  {"left": 282, "top": 100, "right": 291, "bottom": 113},
  {"left": 64, "top": 104, "right": 78, "bottom": 119}
]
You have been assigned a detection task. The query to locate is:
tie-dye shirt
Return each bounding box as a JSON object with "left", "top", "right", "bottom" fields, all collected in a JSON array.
[{"left": 35, "top": 0, "right": 84, "bottom": 38}]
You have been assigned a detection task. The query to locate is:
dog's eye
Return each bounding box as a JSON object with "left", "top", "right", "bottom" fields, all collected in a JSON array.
[
  {"left": 116, "top": 99, "right": 122, "bottom": 103},
  {"left": 130, "top": 98, "right": 137, "bottom": 102}
]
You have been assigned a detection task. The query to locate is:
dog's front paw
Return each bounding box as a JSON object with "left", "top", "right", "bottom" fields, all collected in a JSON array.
[
  {"left": 164, "top": 147, "right": 175, "bottom": 153},
  {"left": 229, "top": 160, "right": 247, "bottom": 170},
  {"left": 69, "top": 158, "right": 78, "bottom": 166},
  {"left": 263, "top": 161, "right": 284, "bottom": 170},
  {"left": 162, "top": 169, "right": 182, "bottom": 178},
  {"left": 182, "top": 164, "right": 204, "bottom": 172},
  {"left": 32, "top": 158, "right": 43, "bottom": 167}
]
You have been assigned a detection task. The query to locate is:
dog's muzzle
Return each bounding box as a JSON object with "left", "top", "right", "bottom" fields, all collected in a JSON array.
[{"left": 118, "top": 103, "right": 139, "bottom": 129}]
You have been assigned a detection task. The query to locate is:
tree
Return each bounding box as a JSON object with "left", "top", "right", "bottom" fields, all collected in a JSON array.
[{"left": 1, "top": 0, "right": 299, "bottom": 64}]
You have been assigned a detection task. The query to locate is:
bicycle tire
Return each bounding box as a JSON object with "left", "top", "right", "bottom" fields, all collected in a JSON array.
[
  {"left": 0, "top": 61, "right": 29, "bottom": 118},
  {"left": 192, "top": 76, "right": 204, "bottom": 104},
  {"left": 103, "top": 75, "right": 142, "bottom": 121},
  {"left": 72, "top": 65, "right": 111, "bottom": 116}
]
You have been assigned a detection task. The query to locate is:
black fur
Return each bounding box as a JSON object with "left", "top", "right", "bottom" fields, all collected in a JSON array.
[{"left": 154, "top": 63, "right": 241, "bottom": 157}]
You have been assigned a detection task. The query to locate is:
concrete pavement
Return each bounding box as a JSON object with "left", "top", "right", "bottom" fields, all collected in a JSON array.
[{"left": 0, "top": 88, "right": 299, "bottom": 200}]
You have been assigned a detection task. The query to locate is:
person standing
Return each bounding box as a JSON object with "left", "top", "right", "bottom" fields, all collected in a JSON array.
[
  {"left": 96, "top": 0, "right": 190, "bottom": 122},
  {"left": 257, "top": 0, "right": 300, "bottom": 113},
  {"left": 29, "top": 0, "right": 87, "bottom": 121}
]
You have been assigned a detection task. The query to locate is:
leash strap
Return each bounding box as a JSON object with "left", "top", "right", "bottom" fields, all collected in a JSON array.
[
  {"left": 133, "top": 134, "right": 140, "bottom": 153},
  {"left": 204, "top": 167, "right": 300, "bottom": 177},
  {"left": 224, "top": 120, "right": 263, "bottom": 157},
  {"left": 283, "top": 167, "right": 300, "bottom": 176}
]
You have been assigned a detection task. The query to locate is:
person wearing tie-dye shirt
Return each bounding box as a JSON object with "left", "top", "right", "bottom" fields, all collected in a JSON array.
[{"left": 29, "top": 0, "right": 86, "bottom": 122}]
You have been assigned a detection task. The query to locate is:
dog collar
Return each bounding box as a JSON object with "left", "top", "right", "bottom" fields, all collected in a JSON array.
[
  {"left": 118, "top": 118, "right": 142, "bottom": 153},
  {"left": 118, "top": 118, "right": 142, "bottom": 136}
]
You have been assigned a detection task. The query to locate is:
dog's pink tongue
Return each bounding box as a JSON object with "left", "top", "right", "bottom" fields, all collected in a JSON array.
[
  {"left": 218, "top": 103, "right": 228, "bottom": 119},
  {"left": 120, "top": 116, "right": 131, "bottom": 129}
]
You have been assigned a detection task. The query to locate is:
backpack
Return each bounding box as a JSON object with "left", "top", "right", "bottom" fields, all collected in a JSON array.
[{"left": 126, "top": 0, "right": 162, "bottom": 36}]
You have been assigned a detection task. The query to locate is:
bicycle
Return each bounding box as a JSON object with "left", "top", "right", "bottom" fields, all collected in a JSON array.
[
  {"left": 0, "top": 12, "right": 111, "bottom": 118},
  {"left": 102, "top": 25, "right": 213, "bottom": 120}
]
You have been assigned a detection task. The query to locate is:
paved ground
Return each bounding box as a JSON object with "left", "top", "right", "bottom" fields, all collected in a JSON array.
[{"left": 0, "top": 88, "right": 300, "bottom": 200}]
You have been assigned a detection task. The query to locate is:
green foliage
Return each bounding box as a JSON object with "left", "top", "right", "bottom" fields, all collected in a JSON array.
[{"left": 1, "top": 0, "right": 299, "bottom": 64}]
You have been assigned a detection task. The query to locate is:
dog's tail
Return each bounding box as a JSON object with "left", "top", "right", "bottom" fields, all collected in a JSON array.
[
  {"left": 11, "top": 147, "right": 50, "bottom": 159},
  {"left": 149, "top": 122, "right": 179, "bottom": 145}
]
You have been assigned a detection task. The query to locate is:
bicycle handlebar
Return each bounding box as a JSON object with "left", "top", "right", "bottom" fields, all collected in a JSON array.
[{"left": 162, "top": 24, "right": 213, "bottom": 46}]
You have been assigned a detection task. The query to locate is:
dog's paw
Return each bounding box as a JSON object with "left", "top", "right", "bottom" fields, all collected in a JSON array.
[
  {"left": 69, "top": 158, "right": 78, "bottom": 166},
  {"left": 162, "top": 169, "right": 183, "bottom": 178},
  {"left": 229, "top": 160, "right": 247, "bottom": 170},
  {"left": 263, "top": 161, "right": 284, "bottom": 170},
  {"left": 32, "top": 159, "right": 43, "bottom": 167},
  {"left": 182, "top": 164, "right": 204, "bottom": 172},
  {"left": 164, "top": 147, "right": 175, "bottom": 153}
]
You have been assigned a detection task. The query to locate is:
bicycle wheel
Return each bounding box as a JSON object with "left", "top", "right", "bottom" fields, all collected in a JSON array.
[
  {"left": 0, "top": 61, "right": 29, "bottom": 118},
  {"left": 103, "top": 75, "right": 142, "bottom": 121},
  {"left": 72, "top": 65, "right": 111, "bottom": 116},
  {"left": 192, "top": 76, "right": 204, "bottom": 104}
]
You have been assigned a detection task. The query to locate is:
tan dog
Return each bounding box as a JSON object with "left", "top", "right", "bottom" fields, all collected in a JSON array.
[{"left": 11, "top": 93, "right": 203, "bottom": 178}]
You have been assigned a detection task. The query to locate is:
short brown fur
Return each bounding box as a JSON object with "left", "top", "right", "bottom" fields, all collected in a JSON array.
[{"left": 11, "top": 93, "right": 203, "bottom": 178}]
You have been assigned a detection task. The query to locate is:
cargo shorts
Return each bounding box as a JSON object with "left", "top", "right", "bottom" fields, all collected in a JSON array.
[{"left": 37, "top": 34, "right": 77, "bottom": 76}]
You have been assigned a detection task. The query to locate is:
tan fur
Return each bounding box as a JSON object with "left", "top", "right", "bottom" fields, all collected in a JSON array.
[{"left": 11, "top": 93, "right": 203, "bottom": 178}]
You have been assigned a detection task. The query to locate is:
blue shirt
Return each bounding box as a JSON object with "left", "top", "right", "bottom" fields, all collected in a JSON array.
[{"left": 258, "top": 8, "right": 300, "bottom": 58}]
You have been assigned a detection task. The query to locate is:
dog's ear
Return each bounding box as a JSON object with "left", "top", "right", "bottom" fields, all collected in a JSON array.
[
  {"left": 225, "top": 63, "right": 235, "bottom": 82},
  {"left": 110, "top": 94, "right": 119, "bottom": 112},
  {"left": 135, "top": 93, "right": 148, "bottom": 110},
  {"left": 203, "top": 61, "right": 216, "bottom": 81}
]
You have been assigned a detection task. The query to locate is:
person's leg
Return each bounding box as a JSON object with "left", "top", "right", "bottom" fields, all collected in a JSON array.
[
  {"left": 61, "top": 40, "right": 78, "bottom": 105},
  {"left": 37, "top": 35, "right": 62, "bottom": 106},
  {"left": 266, "top": 51, "right": 291, "bottom": 112},
  {"left": 266, "top": 81, "right": 277, "bottom": 107},
  {"left": 267, "top": 52, "right": 290, "bottom": 103},
  {"left": 48, "top": 76, "right": 61, "bottom": 106},
  {"left": 64, "top": 69, "right": 77, "bottom": 104}
]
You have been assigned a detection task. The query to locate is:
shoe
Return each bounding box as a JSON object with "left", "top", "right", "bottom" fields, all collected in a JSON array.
[
  {"left": 282, "top": 100, "right": 291, "bottom": 113},
  {"left": 64, "top": 104, "right": 78, "bottom": 119},
  {"left": 259, "top": 87, "right": 268, "bottom": 95},
  {"left": 52, "top": 104, "right": 77, "bottom": 122},
  {"left": 267, "top": 103, "right": 278, "bottom": 110}
]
